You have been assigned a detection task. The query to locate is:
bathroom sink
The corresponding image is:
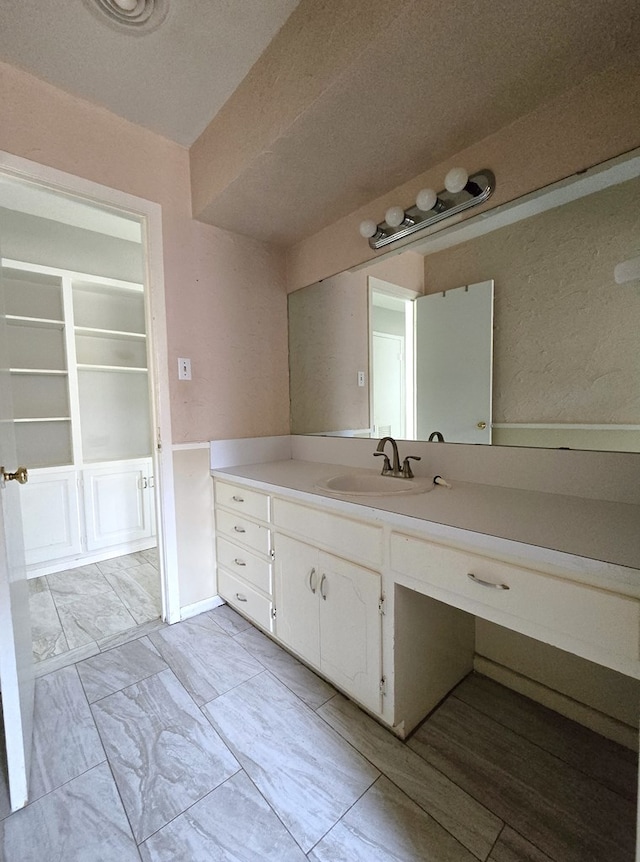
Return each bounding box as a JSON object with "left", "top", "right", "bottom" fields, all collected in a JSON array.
[{"left": 316, "top": 472, "right": 433, "bottom": 497}]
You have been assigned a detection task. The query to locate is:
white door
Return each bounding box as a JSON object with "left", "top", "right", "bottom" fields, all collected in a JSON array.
[
  {"left": 274, "top": 534, "right": 320, "bottom": 666},
  {"left": 0, "top": 260, "right": 34, "bottom": 811},
  {"left": 372, "top": 332, "right": 405, "bottom": 439},
  {"left": 318, "top": 552, "right": 382, "bottom": 714},
  {"left": 415, "top": 281, "right": 494, "bottom": 444}
]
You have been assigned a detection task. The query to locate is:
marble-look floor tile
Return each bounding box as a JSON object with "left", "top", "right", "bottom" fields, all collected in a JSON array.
[
  {"left": 92, "top": 668, "right": 239, "bottom": 843},
  {"left": 149, "top": 614, "right": 263, "bottom": 706},
  {"left": 56, "top": 589, "right": 138, "bottom": 650},
  {"left": 204, "top": 671, "right": 379, "bottom": 853},
  {"left": 318, "top": 693, "right": 502, "bottom": 859},
  {"left": 29, "top": 589, "right": 68, "bottom": 661},
  {"left": 140, "top": 771, "right": 306, "bottom": 862},
  {"left": 34, "top": 642, "right": 100, "bottom": 678},
  {"left": 309, "top": 775, "right": 477, "bottom": 861},
  {"left": 97, "top": 553, "right": 148, "bottom": 574},
  {"left": 47, "top": 565, "right": 110, "bottom": 599},
  {"left": 235, "top": 626, "right": 336, "bottom": 709},
  {"left": 489, "top": 827, "right": 555, "bottom": 862},
  {"left": 0, "top": 762, "right": 140, "bottom": 862},
  {"left": 140, "top": 547, "right": 159, "bottom": 565},
  {"left": 408, "top": 695, "right": 636, "bottom": 862},
  {"left": 28, "top": 576, "right": 48, "bottom": 595},
  {"left": 78, "top": 636, "right": 168, "bottom": 703},
  {"left": 29, "top": 665, "right": 105, "bottom": 801},
  {"left": 104, "top": 565, "right": 161, "bottom": 625},
  {"left": 208, "top": 604, "right": 253, "bottom": 635},
  {"left": 97, "top": 617, "right": 166, "bottom": 651},
  {"left": 455, "top": 673, "right": 638, "bottom": 801}
]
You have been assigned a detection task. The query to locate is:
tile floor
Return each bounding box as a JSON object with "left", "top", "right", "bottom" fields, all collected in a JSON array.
[
  {"left": 1, "top": 605, "right": 636, "bottom": 861},
  {"left": 29, "top": 548, "right": 161, "bottom": 670}
]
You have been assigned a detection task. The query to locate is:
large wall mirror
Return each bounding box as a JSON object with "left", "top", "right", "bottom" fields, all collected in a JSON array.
[{"left": 288, "top": 149, "right": 640, "bottom": 452}]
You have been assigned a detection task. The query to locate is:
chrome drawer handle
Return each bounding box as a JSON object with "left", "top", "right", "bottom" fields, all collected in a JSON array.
[
  {"left": 319, "top": 573, "right": 327, "bottom": 601},
  {"left": 234, "top": 558, "right": 246, "bottom": 567},
  {"left": 232, "top": 495, "right": 244, "bottom": 503},
  {"left": 467, "top": 572, "right": 510, "bottom": 590},
  {"left": 308, "top": 567, "right": 317, "bottom": 594},
  {"left": 233, "top": 526, "right": 246, "bottom": 533},
  {"left": 235, "top": 593, "right": 248, "bottom": 602}
]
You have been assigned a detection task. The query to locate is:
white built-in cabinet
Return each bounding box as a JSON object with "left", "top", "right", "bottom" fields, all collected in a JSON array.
[{"left": 3, "top": 259, "right": 155, "bottom": 574}]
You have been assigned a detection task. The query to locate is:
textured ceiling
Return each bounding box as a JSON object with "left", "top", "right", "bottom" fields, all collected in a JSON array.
[
  {"left": 1, "top": 0, "right": 639, "bottom": 247},
  {"left": 0, "top": 0, "right": 302, "bottom": 146}
]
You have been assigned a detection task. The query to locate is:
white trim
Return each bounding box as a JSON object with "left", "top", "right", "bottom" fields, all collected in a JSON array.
[
  {"left": 474, "top": 655, "right": 637, "bottom": 751},
  {"left": 172, "top": 441, "right": 210, "bottom": 451},
  {"left": 494, "top": 423, "right": 640, "bottom": 431},
  {"left": 0, "top": 149, "right": 180, "bottom": 625},
  {"left": 180, "top": 595, "right": 224, "bottom": 620}
]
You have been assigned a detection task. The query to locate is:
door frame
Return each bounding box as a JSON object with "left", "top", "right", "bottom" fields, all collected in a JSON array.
[{"left": 0, "top": 149, "right": 180, "bottom": 623}]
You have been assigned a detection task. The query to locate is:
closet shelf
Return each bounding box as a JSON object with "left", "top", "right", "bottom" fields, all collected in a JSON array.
[
  {"left": 77, "top": 364, "right": 148, "bottom": 373},
  {"left": 14, "top": 417, "right": 71, "bottom": 424},
  {"left": 74, "top": 326, "right": 146, "bottom": 340},
  {"left": 6, "top": 315, "right": 65, "bottom": 329},
  {"left": 10, "top": 368, "right": 68, "bottom": 376}
]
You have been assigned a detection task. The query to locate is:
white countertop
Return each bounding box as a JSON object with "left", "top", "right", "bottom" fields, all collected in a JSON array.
[{"left": 211, "top": 459, "right": 640, "bottom": 594}]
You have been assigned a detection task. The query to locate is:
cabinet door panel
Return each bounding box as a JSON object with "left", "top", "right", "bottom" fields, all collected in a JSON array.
[
  {"left": 319, "top": 552, "right": 382, "bottom": 714},
  {"left": 21, "top": 471, "right": 82, "bottom": 565},
  {"left": 83, "top": 462, "right": 152, "bottom": 551},
  {"left": 274, "top": 534, "right": 320, "bottom": 666}
]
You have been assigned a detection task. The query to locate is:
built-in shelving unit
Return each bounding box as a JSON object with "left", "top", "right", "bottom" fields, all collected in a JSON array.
[{"left": 2, "top": 259, "right": 155, "bottom": 574}]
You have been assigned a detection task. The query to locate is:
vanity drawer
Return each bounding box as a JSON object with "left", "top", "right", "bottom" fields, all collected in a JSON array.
[
  {"left": 273, "top": 497, "right": 383, "bottom": 569},
  {"left": 216, "top": 508, "right": 272, "bottom": 557},
  {"left": 215, "top": 480, "right": 269, "bottom": 522},
  {"left": 390, "top": 532, "right": 640, "bottom": 663},
  {"left": 216, "top": 536, "right": 272, "bottom": 595},
  {"left": 218, "top": 567, "right": 274, "bottom": 633}
]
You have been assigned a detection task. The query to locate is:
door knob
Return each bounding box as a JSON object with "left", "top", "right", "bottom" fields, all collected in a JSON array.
[
  {"left": 1, "top": 466, "right": 29, "bottom": 484},
  {"left": 476, "top": 421, "right": 487, "bottom": 430}
]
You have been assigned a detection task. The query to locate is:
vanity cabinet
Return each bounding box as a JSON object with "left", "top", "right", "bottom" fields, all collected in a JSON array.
[
  {"left": 274, "top": 533, "right": 382, "bottom": 714},
  {"left": 214, "top": 481, "right": 275, "bottom": 633}
]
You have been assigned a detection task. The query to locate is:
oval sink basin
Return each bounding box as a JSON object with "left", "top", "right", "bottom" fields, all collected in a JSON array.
[{"left": 316, "top": 473, "right": 433, "bottom": 497}]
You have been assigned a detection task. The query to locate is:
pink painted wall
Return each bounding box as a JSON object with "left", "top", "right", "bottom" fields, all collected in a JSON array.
[{"left": 0, "top": 60, "right": 290, "bottom": 444}]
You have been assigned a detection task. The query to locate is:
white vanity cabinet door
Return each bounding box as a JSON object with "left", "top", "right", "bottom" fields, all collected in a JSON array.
[
  {"left": 318, "top": 551, "right": 382, "bottom": 714},
  {"left": 274, "top": 534, "right": 321, "bottom": 666},
  {"left": 20, "top": 469, "right": 82, "bottom": 565},
  {"left": 83, "top": 460, "right": 153, "bottom": 551}
]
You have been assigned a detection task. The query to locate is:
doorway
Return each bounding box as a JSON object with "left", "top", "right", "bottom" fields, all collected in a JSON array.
[{"left": 0, "top": 154, "right": 179, "bottom": 655}]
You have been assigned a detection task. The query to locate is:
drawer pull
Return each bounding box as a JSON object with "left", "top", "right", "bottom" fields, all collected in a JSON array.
[
  {"left": 320, "top": 573, "right": 327, "bottom": 601},
  {"left": 233, "top": 558, "right": 246, "bottom": 567},
  {"left": 232, "top": 495, "right": 245, "bottom": 503},
  {"left": 235, "top": 593, "right": 248, "bottom": 602},
  {"left": 308, "top": 567, "right": 317, "bottom": 594},
  {"left": 233, "top": 525, "right": 246, "bottom": 533},
  {"left": 467, "top": 572, "right": 510, "bottom": 591}
]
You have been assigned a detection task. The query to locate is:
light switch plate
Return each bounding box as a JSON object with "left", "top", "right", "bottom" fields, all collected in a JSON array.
[{"left": 178, "top": 357, "right": 192, "bottom": 380}]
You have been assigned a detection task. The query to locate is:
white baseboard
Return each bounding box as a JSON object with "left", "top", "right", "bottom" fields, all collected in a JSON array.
[
  {"left": 474, "top": 655, "right": 638, "bottom": 751},
  {"left": 180, "top": 595, "right": 224, "bottom": 621},
  {"left": 27, "top": 538, "right": 157, "bottom": 579}
]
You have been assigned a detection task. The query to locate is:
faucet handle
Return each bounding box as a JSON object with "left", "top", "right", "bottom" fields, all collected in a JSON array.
[
  {"left": 373, "top": 452, "right": 392, "bottom": 475},
  {"left": 401, "top": 455, "right": 421, "bottom": 479}
]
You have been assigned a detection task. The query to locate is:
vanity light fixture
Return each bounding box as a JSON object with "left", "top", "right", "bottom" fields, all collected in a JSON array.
[{"left": 360, "top": 167, "right": 495, "bottom": 250}]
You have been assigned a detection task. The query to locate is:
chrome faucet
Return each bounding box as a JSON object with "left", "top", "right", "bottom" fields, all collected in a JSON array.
[
  {"left": 428, "top": 431, "right": 445, "bottom": 442},
  {"left": 374, "top": 436, "right": 421, "bottom": 479}
]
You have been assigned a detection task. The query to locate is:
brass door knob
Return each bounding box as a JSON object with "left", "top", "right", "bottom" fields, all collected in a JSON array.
[
  {"left": 476, "top": 421, "right": 487, "bottom": 430},
  {"left": 1, "top": 466, "right": 29, "bottom": 484}
]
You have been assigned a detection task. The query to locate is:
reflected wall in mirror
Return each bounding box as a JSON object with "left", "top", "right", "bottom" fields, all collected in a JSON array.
[{"left": 288, "top": 150, "right": 640, "bottom": 452}]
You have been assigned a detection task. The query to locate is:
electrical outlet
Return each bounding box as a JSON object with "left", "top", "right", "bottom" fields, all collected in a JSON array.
[
  {"left": 178, "top": 358, "right": 192, "bottom": 380},
  {"left": 357, "top": 371, "right": 366, "bottom": 387}
]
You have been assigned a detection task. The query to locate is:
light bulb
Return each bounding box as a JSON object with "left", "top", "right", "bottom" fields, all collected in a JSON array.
[
  {"left": 415, "top": 188, "right": 437, "bottom": 211},
  {"left": 359, "top": 219, "right": 378, "bottom": 239},
  {"left": 444, "top": 167, "right": 469, "bottom": 194},
  {"left": 113, "top": 0, "right": 138, "bottom": 11},
  {"left": 385, "top": 206, "right": 405, "bottom": 228}
]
